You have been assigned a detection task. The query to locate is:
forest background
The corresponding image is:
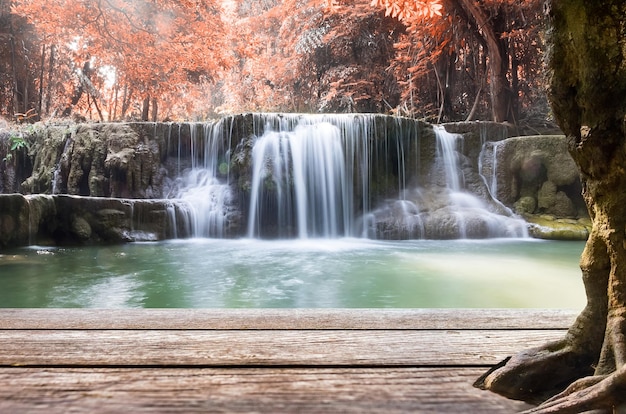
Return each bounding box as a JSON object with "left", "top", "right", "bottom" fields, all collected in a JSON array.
[{"left": 0, "top": 0, "right": 547, "bottom": 128}]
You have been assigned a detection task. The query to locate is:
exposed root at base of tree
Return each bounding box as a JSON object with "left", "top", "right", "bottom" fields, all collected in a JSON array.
[
  {"left": 520, "top": 365, "right": 626, "bottom": 413},
  {"left": 473, "top": 339, "right": 597, "bottom": 405},
  {"left": 476, "top": 315, "right": 626, "bottom": 413}
]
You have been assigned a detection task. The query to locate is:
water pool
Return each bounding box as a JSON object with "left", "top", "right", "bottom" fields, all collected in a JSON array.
[{"left": 0, "top": 238, "right": 586, "bottom": 308}]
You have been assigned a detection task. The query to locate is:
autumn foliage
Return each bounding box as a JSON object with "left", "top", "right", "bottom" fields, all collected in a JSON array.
[
  {"left": 5, "top": 0, "right": 232, "bottom": 121},
  {"left": 0, "top": 0, "right": 547, "bottom": 124},
  {"left": 370, "top": 0, "right": 443, "bottom": 20}
]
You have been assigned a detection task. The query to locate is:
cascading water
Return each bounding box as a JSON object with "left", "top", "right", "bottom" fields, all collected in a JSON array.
[
  {"left": 246, "top": 116, "right": 365, "bottom": 239},
  {"left": 435, "top": 125, "right": 463, "bottom": 191},
  {"left": 479, "top": 140, "right": 503, "bottom": 199},
  {"left": 166, "top": 121, "right": 234, "bottom": 238},
  {"left": 430, "top": 125, "right": 527, "bottom": 238},
  {"left": 165, "top": 114, "right": 527, "bottom": 240},
  {"left": 368, "top": 124, "right": 527, "bottom": 239}
]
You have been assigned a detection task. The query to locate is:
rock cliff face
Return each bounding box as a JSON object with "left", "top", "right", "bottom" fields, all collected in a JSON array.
[
  {"left": 18, "top": 123, "right": 170, "bottom": 198},
  {"left": 479, "top": 134, "right": 590, "bottom": 239},
  {"left": 0, "top": 194, "right": 185, "bottom": 248},
  {"left": 0, "top": 115, "right": 588, "bottom": 248},
  {"left": 480, "top": 135, "right": 584, "bottom": 217}
]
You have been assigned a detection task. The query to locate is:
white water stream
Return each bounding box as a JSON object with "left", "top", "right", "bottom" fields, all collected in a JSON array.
[
  {"left": 167, "top": 122, "right": 233, "bottom": 238},
  {"left": 248, "top": 120, "right": 354, "bottom": 238},
  {"left": 431, "top": 125, "right": 527, "bottom": 238}
]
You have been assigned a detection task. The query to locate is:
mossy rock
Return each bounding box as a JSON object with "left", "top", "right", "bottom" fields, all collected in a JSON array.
[{"left": 524, "top": 214, "right": 591, "bottom": 240}]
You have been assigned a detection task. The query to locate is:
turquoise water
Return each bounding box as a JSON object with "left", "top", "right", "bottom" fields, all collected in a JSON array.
[{"left": 0, "top": 238, "right": 586, "bottom": 308}]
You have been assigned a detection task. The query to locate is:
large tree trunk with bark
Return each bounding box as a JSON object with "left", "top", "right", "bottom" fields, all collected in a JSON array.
[{"left": 475, "top": 1, "right": 626, "bottom": 412}]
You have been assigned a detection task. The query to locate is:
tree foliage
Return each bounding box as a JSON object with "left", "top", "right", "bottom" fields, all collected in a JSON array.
[
  {"left": 218, "top": 0, "right": 405, "bottom": 113},
  {"left": 371, "top": 0, "right": 545, "bottom": 122},
  {"left": 10, "top": 0, "right": 232, "bottom": 120},
  {"left": 0, "top": 2, "right": 40, "bottom": 119},
  {"left": 1, "top": 0, "right": 548, "bottom": 124}
]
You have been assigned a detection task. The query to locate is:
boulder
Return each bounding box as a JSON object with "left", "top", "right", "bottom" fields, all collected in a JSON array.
[
  {"left": 525, "top": 214, "right": 591, "bottom": 241},
  {"left": 480, "top": 135, "right": 584, "bottom": 219}
]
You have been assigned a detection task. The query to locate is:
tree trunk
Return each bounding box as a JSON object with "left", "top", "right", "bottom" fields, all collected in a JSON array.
[
  {"left": 9, "top": 23, "right": 19, "bottom": 116},
  {"left": 457, "top": 0, "right": 511, "bottom": 123},
  {"left": 475, "top": 1, "right": 626, "bottom": 411},
  {"left": 151, "top": 97, "right": 158, "bottom": 122},
  {"left": 37, "top": 44, "right": 45, "bottom": 120},
  {"left": 44, "top": 45, "right": 55, "bottom": 116},
  {"left": 120, "top": 84, "right": 133, "bottom": 120},
  {"left": 141, "top": 96, "right": 150, "bottom": 121},
  {"left": 62, "top": 61, "right": 92, "bottom": 118},
  {"left": 508, "top": 35, "right": 519, "bottom": 124}
]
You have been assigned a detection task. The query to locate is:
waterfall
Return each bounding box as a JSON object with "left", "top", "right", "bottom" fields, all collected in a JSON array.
[
  {"left": 164, "top": 114, "right": 526, "bottom": 240},
  {"left": 167, "top": 121, "right": 234, "bottom": 238},
  {"left": 247, "top": 115, "right": 365, "bottom": 239},
  {"left": 487, "top": 141, "right": 501, "bottom": 197},
  {"left": 430, "top": 125, "right": 527, "bottom": 238},
  {"left": 434, "top": 125, "right": 463, "bottom": 191}
]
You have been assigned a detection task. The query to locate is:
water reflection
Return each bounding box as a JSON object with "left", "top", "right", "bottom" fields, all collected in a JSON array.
[{"left": 0, "top": 239, "right": 586, "bottom": 308}]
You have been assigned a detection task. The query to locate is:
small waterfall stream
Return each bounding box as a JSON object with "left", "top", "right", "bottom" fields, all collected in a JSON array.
[
  {"left": 166, "top": 122, "right": 233, "bottom": 238},
  {"left": 435, "top": 125, "right": 463, "bottom": 191},
  {"left": 247, "top": 119, "right": 358, "bottom": 238},
  {"left": 430, "top": 125, "right": 527, "bottom": 238}
]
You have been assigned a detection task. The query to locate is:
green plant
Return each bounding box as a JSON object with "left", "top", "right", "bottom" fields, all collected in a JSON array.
[{"left": 3, "top": 133, "right": 30, "bottom": 163}]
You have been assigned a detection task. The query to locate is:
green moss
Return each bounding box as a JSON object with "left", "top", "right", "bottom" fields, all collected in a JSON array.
[{"left": 524, "top": 214, "right": 590, "bottom": 240}]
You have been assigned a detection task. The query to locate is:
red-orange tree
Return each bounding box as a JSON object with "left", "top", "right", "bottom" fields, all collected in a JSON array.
[
  {"left": 220, "top": 0, "right": 546, "bottom": 123},
  {"left": 371, "top": 0, "right": 545, "bottom": 123},
  {"left": 5, "top": 0, "right": 548, "bottom": 123},
  {"left": 0, "top": 1, "right": 40, "bottom": 120},
  {"left": 12, "top": 0, "right": 232, "bottom": 120},
  {"left": 218, "top": 0, "right": 405, "bottom": 113}
]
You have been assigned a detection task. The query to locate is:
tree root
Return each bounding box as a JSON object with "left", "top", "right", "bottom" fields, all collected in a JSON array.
[
  {"left": 476, "top": 315, "right": 626, "bottom": 413},
  {"left": 520, "top": 364, "right": 626, "bottom": 414},
  {"left": 475, "top": 224, "right": 612, "bottom": 406},
  {"left": 473, "top": 338, "right": 597, "bottom": 405}
]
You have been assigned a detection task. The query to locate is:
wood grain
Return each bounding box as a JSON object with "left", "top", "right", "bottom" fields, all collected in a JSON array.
[
  {"left": 0, "top": 367, "right": 533, "bottom": 413},
  {"left": 0, "top": 308, "right": 579, "bottom": 330},
  {"left": 0, "top": 329, "right": 565, "bottom": 367},
  {"left": 0, "top": 309, "right": 571, "bottom": 412}
]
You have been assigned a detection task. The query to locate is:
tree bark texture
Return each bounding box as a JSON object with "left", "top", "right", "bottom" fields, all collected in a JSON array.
[{"left": 475, "top": 1, "right": 626, "bottom": 412}]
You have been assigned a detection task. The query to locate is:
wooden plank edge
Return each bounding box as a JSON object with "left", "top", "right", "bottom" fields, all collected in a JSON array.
[{"left": 0, "top": 308, "right": 580, "bottom": 330}]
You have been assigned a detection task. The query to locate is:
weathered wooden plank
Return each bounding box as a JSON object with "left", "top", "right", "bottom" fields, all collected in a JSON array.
[
  {"left": 0, "top": 367, "right": 533, "bottom": 413},
  {"left": 0, "top": 329, "right": 564, "bottom": 367},
  {"left": 0, "top": 308, "right": 579, "bottom": 330}
]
